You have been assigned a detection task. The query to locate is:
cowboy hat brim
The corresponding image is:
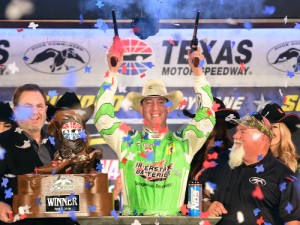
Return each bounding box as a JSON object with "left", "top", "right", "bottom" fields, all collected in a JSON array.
[
  {"left": 46, "top": 103, "right": 94, "bottom": 122},
  {"left": 126, "top": 90, "right": 184, "bottom": 113},
  {"left": 216, "top": 108, "right": 240, "bottom": 129},
  {"left": 268, "top": 114, "right": 300, "bottom": 134}
]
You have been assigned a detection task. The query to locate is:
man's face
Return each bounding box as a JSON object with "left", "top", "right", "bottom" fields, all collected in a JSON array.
[
  {"left": 0, "top": 121, "right": 12, "bottom": 133},
  {"left": 232, "top": 125, "right": 264, "bottom": 164},
  {"left": 140, "top": 96, "right": 170, "bottom": 131},
  {"left": 15, "top": 91, "right": 47, "bottom": 133}
]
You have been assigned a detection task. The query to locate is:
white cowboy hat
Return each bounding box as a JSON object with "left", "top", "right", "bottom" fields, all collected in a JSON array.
[{"left": 126, "top": 79, "right": 184, "bottom": 113}]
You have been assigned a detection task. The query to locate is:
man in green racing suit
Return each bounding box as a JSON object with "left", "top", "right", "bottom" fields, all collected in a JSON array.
[{"left": 94, "top": 42, "right": 216, "bottom": 216}]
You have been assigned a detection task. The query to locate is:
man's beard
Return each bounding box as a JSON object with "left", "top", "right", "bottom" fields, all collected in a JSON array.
[{"left": 228, "top": 141, "right": 245, "bottom": 169}]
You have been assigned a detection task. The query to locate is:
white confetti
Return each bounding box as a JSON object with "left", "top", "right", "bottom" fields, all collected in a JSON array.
[
  {"left": 131, "top": 219, "right": 141, "bottom": 225},
  {"left": 237, "top": 211, "right": 244, "bottom": 223}
]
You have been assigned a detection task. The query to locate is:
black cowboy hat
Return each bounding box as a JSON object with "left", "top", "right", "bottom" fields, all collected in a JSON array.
[
  {"left": 46, "top": 92, "right": 94, "bottom": 122},
  {"left": 261, "top": 103, "right": 300, "bottom": 134},
  {"left": 183, "top": 97, "right": 240, "bottom": 129},
  {"left": 0, "top": 102, "right": 14, "bottom": 123}
]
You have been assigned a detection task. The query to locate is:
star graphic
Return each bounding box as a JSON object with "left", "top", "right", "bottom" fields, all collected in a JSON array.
[
  {"left": 253, "top": 94, "right": 272, "bottom": 112},
  {"left": 285, "top": 202, "right": 293, "bottom": 214},
  {"left": 28, "top": 22, "right": 39, "bottom": 29},
  {"left": 5, "top": 188, "right": 13, "bottom": 199},
  {"left": 7, "top": 62, "right": 19, "bottom": 74},
  {"left": 15, "top": 127, "right": 23, "bottom": 134},
  {"left": 279, "top": 182, "right": 287, "bottom": 192},
  {"left": 255, "top": 164, "right": 264, "bottom": 173},
  {"left": 1, "top": 177, "right": 9, "bottom": 188}
]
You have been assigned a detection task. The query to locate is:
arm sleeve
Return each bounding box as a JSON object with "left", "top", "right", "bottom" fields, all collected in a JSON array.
[
  {"left": 94, "top": 72, "right": 127, "bottom": 160},
  {"left": 182, "top": 75, "right": 216, "bottom": 158}
]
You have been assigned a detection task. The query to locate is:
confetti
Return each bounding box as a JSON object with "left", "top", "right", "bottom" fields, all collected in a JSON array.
[
  {"left": 140, "top": 73, "right": 146, "bottom": 78},
  {"left": 88, "top": 205, "right": 96, "bottom": 212},
  {"left": 85, "top": 66, "right": 91, "bottom": 73},
  {"left": 48, "top": 136, "right": 55, "bottom": 145},
  {"left": 85, "top": 181, "right": 91, "bottom": 189},
  {"left": 28, "top": 22, "right": 39, "bottom": 29},
  {"left": 206, "top": 44, "right": 211, "bottom": 53},
  {"left": 102, "top": 83, "right": 112, "bottom": 90},
  {"left": 127, "top": 152, "right": 136, "bottom": 161},
  {"left": 7, "top": 62, "right": 19, "bottom": 74},
  {"left": 179, "top": 99, "right": 187, "bottom": 108},
  {"left": 285, "top": 202, "right": 293, "bottom": 214},
  {"left": 294, "top": 23, "right": 300, "bottom": 29},
  {"left": 51, "top": 167, "right": 56, "bottom": 175},
  {"left": 253, "top": 208, "right": 261, "bottom": 216},
  {"left": 23, "top": 56, "right": 29, "bottom": 61},
  {"left": 255, "top": 164, "right": 264, "bottom": 173},
  {"left": 96, "top": 0, "right": 104, "bottom": 8},
  {"left": 121, "top": 157, "right": 127, "bottom": 164},
  {"left": 243, "top": 21, "right": 252, "bottom": 30},
  {"left": 131, "top": 219, "right": 141, "bottom": 225},
  {"left": 213, "top": 141, "right": 223, "bottom": 148},
  {"left": 146, "top": 152, "right": 155, "bottom": 161},
  {"left": 168, "top": 38, "right": 175, "bottom": 46},
  {"left": 236, "top": 211, "right": 244, "bottom": 223},
  {"left": 262, "top": 6, "right": 276, "bottom": 15},
  {"left": 180, "top": 204, "right": 188, "bottom": 216},
  {"left": 79, "top": 130, "right": 87, "bottom": 142},
  {"left": 111, "top": 209, "right": 119, "bottom": 220},
  {"left": 5, "top": 188, "right": 13, "bottom": 199},
  {"left": 252, "top": 185, "right": 264, "bottom": 200},
  {"left": 205, "top": 181, "right": 217, "bottom": 194},
  {"left": 231, "top": 41, "right": 235, "bottom": 48},
  {"left": 69, "top": 210, "right": 77, "bottom": 221},
  {"left": 79, "top": 14, "right": 84, "bottom": 24},
  {"left": 96, "top": 163, "right": 103, "bottom": 172},
  {"left": 240, "top": 62, "right": 245, "bottom": 71},
  {"left": 212, "top": 101, "right": 221, "bottom": 112},
  {"left": 164, "top": 101, "right": 173, "bottom": 108},
  {"left": 36, "top": 197, "right": 42, "bottom": 206},
  {"left": 283, "top": 15, "right": 288, "bottom": 24},
  {"left": 17, "top": 28, "right": 24, "bottom": 32},
  {"left": 287, "top": 71, "right": 294, "bottom": 78},
  {"left": 202, "top": 160, "right": 217, "bottom": 169},
  {"left": 207, "top": 151, "right": 218, "bottom": 160},
  {"left": 139, "top": 152, "right": 147, "bottom": 158},
  {"left": 94, "top": 19, "right": 108, "bottom": 32},
  {"left": 279, "top": 182, "right": 287, "bottom": 192},
  {"left": 67, "top": 193, "right": 75, "bottom": 199},
  {"left": 257, "top": 154, "right": 263, "bottom": 161},
  {"left": 145, "top": 62, "right": 155, "bottom": 68},
  {"left": 1, "top": 177, "right": 9, "bottom": 188},
  {"left": 154, "top": 140, "right": 161, "bottom": 146},
  {"left": 256, "top": 216, "right": 264, "bottom": 225},
  {"left": 0, "top": 147, "right": 6, "bottom": 160},
  {"left": 58, "top": 207, "right": 64, "bottom": 214},
  {"left": 48, "top": 90, "right": 58, "bottom": 98},
  {"left": 119, "top": 123, "right": 132, "bottom": 133}
]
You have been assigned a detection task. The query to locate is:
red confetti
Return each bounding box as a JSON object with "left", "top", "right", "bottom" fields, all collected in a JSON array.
[
  {"left": 283, "top": 96, "right": 287, "bottom": 103},
  {"left": 140, "top": 73, "right": 146, "bottom": 78},
  {"left": 212, "top": 101, "right": 221, "bottom": 112},
  {"left": 256, "top": 216, "right": 265, "bottom": 225},
  {"left": 20, "top": 214, "right": 27, "bottom": 220},
  {"left": 180, "top": 204, "right": 188, "bottom": 216},
  {"left": 133, "top": 27, "right": 140, "bottom": 33},
  {"left": 206, "top": 108, "right": 213, "bottom": 117},
  {"left": 200, "top": 211, "right": 210, "bottom": 218},
  {"left": 122, "top": 65, "right": 127, "bottom": 74},
  {"left": 119, "top": 122, "right": 132, "bottom": 133},
  {"left": 139, "top": 152, "right": 147, "bottom": 158},
  {"left": 179, "top": 99, "right": 187, "bottom": 108},
  {"left": 202, "top": 160, "right": 217, "bottom": 169},
  {"left": 207, "top": 152, "right": 218, "bottom": 160},
  {"left": 121, "top": 157, "right": 127, "bottom": 164},
  {"left": 240, "top": 62, "right": 245, "bottom": 71},
  {"left": 105, "top": 71, "right": 109, "bottom": 77},
  {"left": 252, "top": 185, "right": 264, "bottom": 200},
  {"left": 17, "top": 28, "right": 24, "bottom": 32},
  {"left": 168, "top": 38, "right": 175, "bottom": 46}
]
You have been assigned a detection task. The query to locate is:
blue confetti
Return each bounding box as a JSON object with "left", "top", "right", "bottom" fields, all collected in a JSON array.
[
  {"left": 206, "top": 44, "right": 212, "bottom": 53},
  {"left": 96, "top": 163, "right": 103, "bottom": 172},
  {"left": 294, "top": 23, "right": 300, "bottom": 29},
  {"left": 96, "top": 0, "right": 104, "bottom": 8},
  {"left": 214, "top": 140, "right": 223, "bottom": 147},
  {"left": 69, "top": 210, "right": 77, "bottom": 221},
  {"left": 123, "top": 135, "right": 131, "bottom": 142},
  {"left": 48, "top": 90, "right": 58, "bottom": 98},
  {"left": 111, "top": 209, "right": 119, "bottom": 220},
  {"left": 103, "top": 45, "right": 108, "bottom": 49},
  {"left": 253, "top": 208, "right": 261, "bottom": 216},
  {"left": 85, "top": 66, "right": 91, "bottom": 73},
  {"left": 94, "top": 19, "right": 108, "bottom": 33},
  {"left": 255, "top": 164, "right": 264, "bottom": 173},
  {"left": 79, "top": 130, "right": 87, "bottom": 142},
  {"left": 264, "top": 222, "right": 272, "bottom": 225},
  {"left": 285, "top": 202, "right": 293, "bottom": 214},
  {"left": 262, "top": 6, "right": 276, "bottom": 15},
  {"left": 102, "top": 83, "right": 112, "bottom": 90},
  {"left": 48, "top": 136, "right": 55, "bottom": 146},
  {"left": 143, "top": 132, "right": 149, "bottom": 140},
  {"left": 88, "top": 205, "right": 96, "bottom": 212},
  {"left": 257, "top": 154, "right": 264, "bottom": 161},
  {"left": 79, "top": 14, "right": 84, "bottom": 24},
  {"left": 145, "top": 62, "right": 155, "bottom": 68},
  {"left": 67, "top": 193, "right": 75, "bottom": 199},
  {"left": 287, "top": 71, "right": 295, "bottom": 78},
  {"left": 58, "top": 207, "right": 64, "bottom": 214},
  {"left": 1, "top": 177, "right": 9, "bottom": 188},
  {"left": 279, "top": 182, "right": 287, "bottom": 192},
  {"left": 0, "top": 147, "right": 6, "bottom": 160},
  {"left": 199, "top": 59, "right": 205, "bottom": 68},
  {"left": 146, "top": 152, "right": 155, "bottom": 161},
  {"left": 14, "top": 105, "right": 34, "bottom": 121},
  {"left": 36, "top": 197, "right": 42, "bottom": 206},
  {"left": 231, "top": 41, "right": 235, "bottom": 48},
  {"left": 165, "top": 101, "right": 173, "bottom": 107},
  {"left": 52, "top": 167, "right": 56, "bottom": 175},
  {"left": 243, "top": 21, "right": 253, "bottom": 30},
  {"left": 206, "top": 181, "right": 217, "bottom": 190},
  {"left": 154, "top": 140, "right": 161, "bottom": 146},
  {"left": 85, "top": 181, "right": 91, "bottom": 189},
  {"left": 5, "top": 188, "right": 13, "bottom": 199}
]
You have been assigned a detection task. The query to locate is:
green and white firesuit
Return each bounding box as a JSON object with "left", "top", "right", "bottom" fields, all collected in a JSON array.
[{"left": 94, "top": 72, "right": 215, "bottom": 216}]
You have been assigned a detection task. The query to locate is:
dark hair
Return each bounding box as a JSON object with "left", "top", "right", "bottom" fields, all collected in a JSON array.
[
  {"left": 189, "top": 118, "right": 233, "bottom": 179},
  {"left": 13, "top": 84, "right": 47, "bottom": 106}
]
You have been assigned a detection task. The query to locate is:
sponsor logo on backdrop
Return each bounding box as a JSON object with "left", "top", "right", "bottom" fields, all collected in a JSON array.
[
  {"left": 118, "top": 39, "right": 154, "bottom": 76},
  {"left": 24, "top": 41, "right": 90, "bottom": 74},
  {"left": 161, "top": 39, "right": 253, "bottom": 76},
  {"left": 267, "top": 40, "right": 300, "bottom": 73}
]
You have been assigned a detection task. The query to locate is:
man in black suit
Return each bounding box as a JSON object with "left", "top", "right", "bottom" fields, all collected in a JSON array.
[{"left": 0, "top": 84, "right": 73, "bottom": 225}]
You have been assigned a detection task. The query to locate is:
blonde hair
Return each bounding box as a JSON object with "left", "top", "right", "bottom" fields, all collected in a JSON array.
[{"left": 271, "top": 123, "right": 299, "bottom": 172}]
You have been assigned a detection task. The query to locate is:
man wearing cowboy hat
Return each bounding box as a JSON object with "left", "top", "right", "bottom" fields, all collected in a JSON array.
[
  {"left": 94, "top": 43, "right": 215, "bottom": 215},
  {"left": 199, "top": 113, "right": 300, "bottom": 224}
]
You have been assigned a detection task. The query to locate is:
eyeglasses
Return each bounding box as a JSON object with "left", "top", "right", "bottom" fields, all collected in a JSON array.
[{"left": 249, "top": 112, "right": 265, "bottom": 124}]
